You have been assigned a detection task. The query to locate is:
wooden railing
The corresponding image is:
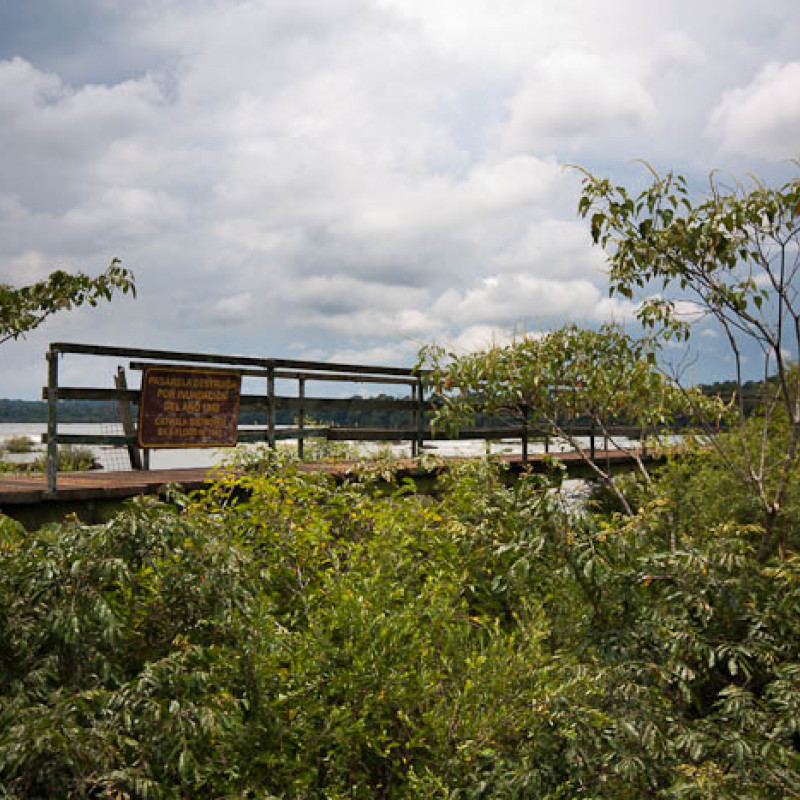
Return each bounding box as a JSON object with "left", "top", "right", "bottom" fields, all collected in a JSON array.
[
  {"left": 43, "top": 342, "right": 435, "bottom": 493},
  {"left": 42, "top": 342, "right": 659, "bottom": 494}
]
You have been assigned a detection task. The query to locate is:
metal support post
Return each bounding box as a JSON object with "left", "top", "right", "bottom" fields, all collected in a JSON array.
[
  {"left": 416, "top": 380, "right": 425, "bottom": 456},
  {"left": 522, "top": 405, "right": 529, "bottom": 464},
  {"left": 115, "top": 366, "right": 143, "bottom": 470},
  {"left": 298, "top": 377, "right": 305, "bottom": 460},
  {"left": 411, "top": 382, "right": 419, "bottom": 457},
  {"left": 46, "top": 348, "right": 59, "bottom": 494},
  {"left": 267, "top": 367, "right": 276, "bottom": 449}
]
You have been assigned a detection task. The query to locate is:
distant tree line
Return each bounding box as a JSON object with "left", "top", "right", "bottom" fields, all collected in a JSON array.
[
  {"left": 0, "top": 380, "right": 775, "bottom": 428},
  {"left": 0, "top": 399, "right": 123, "bottom": 424},
  {"left": 0, "top": 395, "right": 416, "bottom": 428},
  {"left": 700, "top": 377, "right": 778, "bottom": 411}
]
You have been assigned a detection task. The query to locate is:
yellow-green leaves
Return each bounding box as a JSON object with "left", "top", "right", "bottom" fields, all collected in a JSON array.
[{"left": 0, "top": 258, "right": 135, "bottom": 346}]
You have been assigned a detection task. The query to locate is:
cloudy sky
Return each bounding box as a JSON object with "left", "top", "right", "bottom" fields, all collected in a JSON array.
[{"left": 1, "top": 0, "right": 798, "bottom": 398}]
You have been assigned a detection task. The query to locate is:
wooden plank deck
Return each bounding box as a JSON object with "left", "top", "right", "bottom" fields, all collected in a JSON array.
[
  {"left": 0, "top": 448, "right": 653, "bottom": 508},
  {"left": 0, "top": 467, "right": 220, "bottom": 505}
]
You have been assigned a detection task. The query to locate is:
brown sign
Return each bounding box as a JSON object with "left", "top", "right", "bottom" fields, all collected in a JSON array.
[{"left": 137, "top": 367, "right": 242, "bottom": 448}]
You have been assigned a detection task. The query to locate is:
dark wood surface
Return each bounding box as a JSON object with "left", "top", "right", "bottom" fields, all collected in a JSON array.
[
  {"left": 128, "top": 362, "right": 419, "bottom": 385},
  {"left": 50, "top": 342, "right": 423, "bottom": 377},
  {"left": 0, "top": 448, "right": 654, "bottom": 507}
]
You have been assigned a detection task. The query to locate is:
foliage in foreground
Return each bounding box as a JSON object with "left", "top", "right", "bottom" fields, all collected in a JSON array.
[
  {"left": 0, "top": 259, "right": 135, "bottom": 347},
  {"left": 576, "top": 163, "right": 800, "bottom": 560},
  {"left": 1, "top": 441, "right": 799, "bottom": 798}
]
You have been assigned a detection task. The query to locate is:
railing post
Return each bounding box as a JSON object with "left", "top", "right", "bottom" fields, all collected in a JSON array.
[
  {"left": 590, "top": 422, "right": 596, "bottom": 461},
  {"left": 522, "top": 405, "right": 529, "bottom": 464},
  {"left": 267, "top": 366, "right": 276, "bottom": 449},
  {"left": 411, "top": 382, "right": 418, "bottom": 457},
  {"left": 297, "top": 377, "right": 305, "bottom": 460},
  {"left": 46, "top": 347, "right": 59, "bottom": 495},
  {"left": 416, "top": 379, "right": 425, "bottom": 456},
  {"left": 115, "top": 366, "right": 143, "bottom": 470}
]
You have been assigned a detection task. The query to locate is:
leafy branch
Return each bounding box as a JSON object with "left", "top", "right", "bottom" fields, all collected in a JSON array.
[{"left": 0, "top": 258, "right": 135, "bottom": 346}]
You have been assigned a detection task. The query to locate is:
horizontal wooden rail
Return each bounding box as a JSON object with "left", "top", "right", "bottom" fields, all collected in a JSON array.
[
  {"left": 127, "top": 362, "right": 419, "bottom": 386},
  {"left": 325, "top": 424, "right": 658, "bottom": 442},
  {"left": 46, "top": 424, "right": 663, "bottom": 446},
  {"left": 44, "top": 387, "right": 138, "bottom": 402},
  {"left": 50, "top": 342, "right": 424, "bottom": 377},
  {"left": 44, "top": 386, "right": 421, "bottom": 413},
  {"left": 273, "top": 396, "right": 418, "bottom": 413},
  {"left": 45, "top": 433, "right": 133, "bottom": 447},
  {"left": 326, "top": 426, "right": 527, "bottom": 441},
  {"left": 43, "top": 427, "right": 330, "bottom": 447}
]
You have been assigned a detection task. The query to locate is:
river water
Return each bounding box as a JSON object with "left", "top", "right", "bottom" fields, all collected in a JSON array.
[
  {"left": 0, "top": 423, "right": 636, "bottom": 471},
  {"left": 0, "top": 423, "right": 261, "bottom": 470}
]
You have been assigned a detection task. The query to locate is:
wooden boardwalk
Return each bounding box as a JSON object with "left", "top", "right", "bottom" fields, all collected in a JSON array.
[{"left": 0, "top": 448, "right": 652, "bottom": 508}]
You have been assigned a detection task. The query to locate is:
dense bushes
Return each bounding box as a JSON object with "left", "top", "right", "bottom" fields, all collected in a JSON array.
[{"left": 1, "top": 441, "right": 799, "bottom": 797}]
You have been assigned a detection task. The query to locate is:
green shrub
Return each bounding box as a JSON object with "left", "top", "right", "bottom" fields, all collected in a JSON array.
[
  {"left": 2, "top": 435, "right": 34, "bottom": 454},
  {"left": 0, "top": 496, "right": 250, "bottom": 798},
  {"left": 54, "top": 445, "right": 97, "bottom": 472},
  {"left": 2, "top": 445, "right": 799, "bottom": 797}
]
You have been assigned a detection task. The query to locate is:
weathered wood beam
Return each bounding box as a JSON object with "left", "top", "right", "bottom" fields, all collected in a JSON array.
[
  {"left": 50, "top": 342, "right": 423, "bottom": 377},
  {"left": 114, "top": 367, "right": 143, "bottom": 470},
  {"left": 42, "top": 427, "right": 330, "bottom": 447},
  {"left": 326, "top": 427, "right": 530, "bottom": 441},
  {"left": 128, "top": 362, "right": 419, "bottom": 385}
]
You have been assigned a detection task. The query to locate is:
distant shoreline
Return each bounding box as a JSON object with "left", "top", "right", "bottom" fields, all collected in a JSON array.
[
  {"left": 0, "top": 399, "right": 122, "bottom": 424},
  {"left": 0, "top": 396, "right": 416, "bottom": 427}
]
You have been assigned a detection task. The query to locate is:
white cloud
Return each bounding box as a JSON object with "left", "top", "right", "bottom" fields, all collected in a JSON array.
[
  {"left": 672, "top": 300, "right": 707, "bottom": 320},
  {"left": 204, "top": 292, "right": 255, "bottom": 325},
  {"left": 431, "top": 273, "right": 637, "bottom": 327},
  {"left": 327, "top": 339, "right": 424, "bottom": 368},
  {"left": 62, "top": 188, "right": 186, "bottom": 244},
  {"left": 2, "top": 250, "right": 53, "bottom": 283},
  {"left": 499, "top": 51, "right": 654, "bottom": 154},
  {"left": 292, "top": 275, "right": 428, "bottom": 314},
  {"left": 448, "top": 324, "right": 517, "bottom": 354},
  {"left": 297, "top": 307, "right": 440, "bottom": 339},
  {"left": 0, "top": 57, "right": 164, "bottom": 171},
  {"left": 0, "top": 0, "right": 798, "bottom": 398},
  {"left": 289, "top": 269, "right": 637, "bottom": 343},
  {"left": 491, "top": 218, "right": 604, "bottom": 278},
  {"left": 650, "top": 31, "right": 706, "bottom": 76},
  {"left": 708, "top": 61, "right": 800, "bottom": 159}
]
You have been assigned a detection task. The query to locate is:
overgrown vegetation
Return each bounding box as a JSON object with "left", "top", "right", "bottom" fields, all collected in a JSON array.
[{"left": 1, "top": 443, "right": 799, "bottom": 798}]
